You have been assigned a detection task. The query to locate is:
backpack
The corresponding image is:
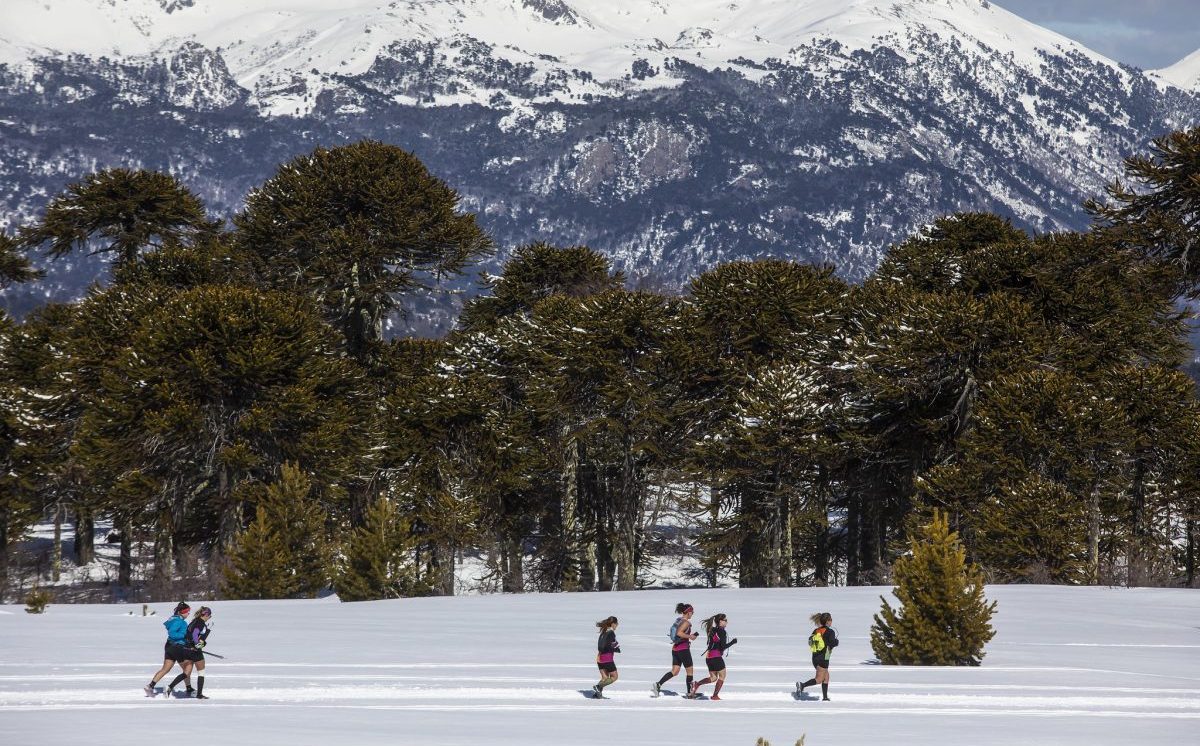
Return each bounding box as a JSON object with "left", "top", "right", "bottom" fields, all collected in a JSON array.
[
  {"left": 668, "top": 617, "right": 683, "bottom": 643},
  {"left": 809, "top": 627, "right": 827, "bottom": 654}
]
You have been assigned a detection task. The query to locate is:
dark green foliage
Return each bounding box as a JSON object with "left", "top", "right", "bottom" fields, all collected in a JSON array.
[
  {"left": 6, "top": 131, "right": 1200, "bottom": 599},
  {"left": 235, "top": 141, "right": 493, "bottom": 361},
  {"left": 457, "top": 241, "right": 624, "bottom": 333},
  {"left": 871, "top": 511, "right": 996, "bottom": 665},
  {"left": 1087, "top": 128, "right": 1200, "bottom": 294},
  {"left": 24, "top": 587, "right": 52, "bottom": 613},
  {"left": 336, "top": 498, "right": 429, "bottom": 602},
  {"left": 221, "top": 510, "right": 296, "bottom": 600},
  {"left": 75, "top": 285, "right": 373, "bottom": 577},
  {"left": 17, "top": 168, "right": 212, "bottom": 269},
  {"left": 222, "top": 463, "right": 332, "bottom": 599},
  {"left": 0, "top": 232, "right": 41, "bottom": 288},
  {"left": 682, "top": 260, "right": 849, "bottom": 587}
]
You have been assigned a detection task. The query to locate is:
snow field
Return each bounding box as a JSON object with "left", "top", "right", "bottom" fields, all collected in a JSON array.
[{"left": 1, "top": 585, "right": 1198, "bottom": 745}]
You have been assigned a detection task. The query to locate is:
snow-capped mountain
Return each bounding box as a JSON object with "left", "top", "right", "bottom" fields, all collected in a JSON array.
[
  {"left": 1, "top": 0, "right": 1199, "bottom": 330},
  {"left": 1154, "top": 48, "right": 1200, "bottom": 91}
]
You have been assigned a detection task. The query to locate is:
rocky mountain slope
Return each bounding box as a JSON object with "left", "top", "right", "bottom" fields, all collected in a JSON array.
[{"left": 1, "top": 0, "right": 1198, "bottom": 331}]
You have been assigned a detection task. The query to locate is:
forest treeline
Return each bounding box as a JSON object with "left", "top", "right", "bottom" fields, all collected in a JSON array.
[{"left": 2, "top": 130, "right": 1200, "bottom": 602}]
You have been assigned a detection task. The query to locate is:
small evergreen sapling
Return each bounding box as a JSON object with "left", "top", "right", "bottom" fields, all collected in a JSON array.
[
  {"left": 24, "top": 587, "right": 52, "bottom": 614},
  {"left": 871, "top": 510, "right": 996, "bottom": 665}
]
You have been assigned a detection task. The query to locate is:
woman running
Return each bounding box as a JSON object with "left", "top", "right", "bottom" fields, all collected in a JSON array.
[
  {"left": 652, "top": 602, "right": 699, "bottom": 697},
  {"left": 143, "top": 601, "right": 191, "bottom": 698},
  {"left": 592, "top": 616, "right": 621, "bottom": 699},
  {"left": 164, "top": 606, "right": 213, "bottom": 699},
  {"left": 689, "top": 613, "right": 737, "bottom": 700},
  {"left": 797, "top": 611, "right": 838, "bottom": 701}
]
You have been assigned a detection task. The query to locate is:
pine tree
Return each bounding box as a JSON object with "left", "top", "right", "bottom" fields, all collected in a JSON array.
[
  {"left": 234, "top": 141, "right": 493, "bottom": 362},
  {"left": 1086, "top": 127, "right": 1200, "bottom": 293},
  {"left": 0, "top": 232, "right": 41, "bottom": 288},
  {"left": 221, "top": 511, "right": 297, "bottom": 599},
  {"left": 336, "top": 498, "right": 428, "bottom": 602},
  {"left": 680, "top": 260, "right": 848, "bottom": 588},
  {"left": 74, "top": 285, "right": 373, "bottom": 579},
  {"left": 16, "top": 168, "right": 213, "bottom": 269},
  {"left": 871, "top": 510, "right": 996, "bottom": 665}
]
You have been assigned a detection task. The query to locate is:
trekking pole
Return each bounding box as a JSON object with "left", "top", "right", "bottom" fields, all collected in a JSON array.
[{"left": 197, "top": 650, "right": 226, "bottom": 659}]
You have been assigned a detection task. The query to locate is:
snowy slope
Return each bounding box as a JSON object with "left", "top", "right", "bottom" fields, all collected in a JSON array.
[
  {"left": 1155, "top": 48, "right": 1200, "bottom": 91},
  {"left": 1, "top": 586, "right": 1198, "bottom": 745},
  {"left": 0, "top": 0, "right": 1130, "bottom": 115}
]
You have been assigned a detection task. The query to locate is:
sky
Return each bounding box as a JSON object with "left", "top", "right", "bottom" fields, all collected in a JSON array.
[{"left": 998, "top": 0, "right": 1200, "bottom": 70}]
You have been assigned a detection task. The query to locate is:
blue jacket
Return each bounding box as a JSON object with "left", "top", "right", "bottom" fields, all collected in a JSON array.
[{"left": 164, "top": 615, "right": 188, "bottom": 645}]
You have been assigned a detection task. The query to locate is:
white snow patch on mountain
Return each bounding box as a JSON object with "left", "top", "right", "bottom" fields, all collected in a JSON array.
[
  {"left": 1154, "top": 47, "right": 1200, "bottom": 91},
  {"left": 0, "top": 0, "right": 1132, "bottom": 114}
]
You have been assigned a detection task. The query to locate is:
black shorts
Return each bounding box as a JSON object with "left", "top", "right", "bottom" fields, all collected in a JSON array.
[
  {"left": 597, "top": 661, "right": 617, "bottom": 674},
  {"left": 671, "top": 649, "right": 694, "bottom": 668},
  {"left": 812, "top": 654, "right": 830, "bottom": 670},
  {"left": 705, "top": 656, "right": 726, "bottom": 673},
  {"left": 181, "top": 647, "right": 205, "bottom": 663},
  {"left": 164, "top": 642, "right": 189, "bottom": 661}
]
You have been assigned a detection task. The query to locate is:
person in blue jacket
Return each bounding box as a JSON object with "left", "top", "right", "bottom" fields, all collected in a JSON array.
[{"left": 143, "top": 602, "right": 192, "bottom": 698}]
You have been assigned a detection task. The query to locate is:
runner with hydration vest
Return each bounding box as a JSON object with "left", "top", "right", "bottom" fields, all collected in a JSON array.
[
  {"left": 796, "top": 611, "right": 838, "bottom": 701},
  {"left": 592, "top": 616, "right": 621, "bottom": 699},
  {"left": 688, "top": 613, "right": 737, "bottom": 700},
  {"left": 652, "top": 603, "right": 699, "bottom": 697},
  {"left": 143, "top": 601, "right": 192, "bottom": 698}
]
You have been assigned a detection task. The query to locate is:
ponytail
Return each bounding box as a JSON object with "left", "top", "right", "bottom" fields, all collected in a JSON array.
[
  {"left": 810, "top": 612, "right": 832, "bottom": 627},
  {"left": 675, "top": 602, "right": 693, "bottom": 615},
  {"left": 703, "top": 613, "right": 726, "bottom": 639},
  {"left": 595, "top": 615, "right": 618, "bottom": 632}
]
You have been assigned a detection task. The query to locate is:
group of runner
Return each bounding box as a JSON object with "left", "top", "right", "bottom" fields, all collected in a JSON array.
[
  {"left": 139, "top": 598, "right": 836, "bottom": 702},
  {"left": 143, "top": 601, "right": 213, "bottom": 699},
  {"left": 593, "top": 603, "right": 838, "bottom": 701}
]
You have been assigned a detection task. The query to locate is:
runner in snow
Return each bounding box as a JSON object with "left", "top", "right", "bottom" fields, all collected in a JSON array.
[
  {"left": 796, "top": 611, "right": 838, "bottom": 701},
  {"left": 143, "top": 601, "right": 192, "bottom": 698},
  {"left": 652, "top": 602, "right": 699, "bottom": 697},
  {"left": 592, "top": 615, "right": 621, "bottom": 699},
  {"left": 163, "top": 606, "right": 213, "bottom": 699},
  {"left": 688, "top": 612, "right": 737, "bottom": 700}
]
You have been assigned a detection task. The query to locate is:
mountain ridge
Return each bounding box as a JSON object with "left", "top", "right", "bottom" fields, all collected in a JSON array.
[{"left": 0, "top": 0, "right": 1198, "bottom": 334}]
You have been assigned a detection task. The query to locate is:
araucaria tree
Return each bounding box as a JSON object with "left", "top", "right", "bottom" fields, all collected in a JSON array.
[
  {"left": 234, "top": 140, "right": 493, "bottom": 362},
  {"left": 871, "top": 510, "right": 996, "bottom": 665}
]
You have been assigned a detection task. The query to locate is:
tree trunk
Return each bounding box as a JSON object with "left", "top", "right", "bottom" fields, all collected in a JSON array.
[
  {"left": 813, "top": 471, "right": 830, "bottom": 587},
  {"left": 118, "top": 518, "right": 133, "bottom": 586},
  {"left": 153, "top": 507, "right": 173, "bottom": 582},
  {"left": 1186, "top": 517, "right": 1196, "bottom": 588},
  {"left": 52, "top": 502, "right": 63, "bottom": 583},
  {"left": 846, "top": 490, "right": 861, "bottom": 585},
  {"left": 217, "top": 464, "right": 242, "bottom": 553},
  {"left": 1129, "top": 458, "right": 1147, "bottom": 587},
  {"left": 707, "top": 482, "right": 720, "bottom": 588},
  {"left": 1086, "top": 482, "right": 1101, "bottom": 585},
  {"left": 596, "top": 529, "right": 615, "bottom": 591},
  {"left": 432, "top": 542, "right": 455, "bottom": 596},
  {"left": 502, "top": 533, "right": 524, "bottom": 593},
  {"left": 739, "top": 485, "right": 768, "bottom": 588},
  {"left": 557, "top": 435, "right": 581, "bottom": 592},
  {"left": 74, "top": 507, "right": 95, "bottom": 566},
  {"left": 0, "top": 509, "right": 9, "bottom": 603}
]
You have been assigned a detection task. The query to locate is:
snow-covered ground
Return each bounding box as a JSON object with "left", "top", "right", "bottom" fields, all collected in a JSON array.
[{"left": 1, "top": 586, "right": 1198, "bottom": 745}]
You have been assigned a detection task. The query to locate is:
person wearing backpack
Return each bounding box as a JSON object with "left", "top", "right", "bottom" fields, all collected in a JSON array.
[
  {"left": 796, "top": 611, "right": 838, "bottom": 701},
  {"left": 143, "top": 601, "right": 192, "bottom": 698},
  {"left": 163, "top": 606, "right": 213, "bottom": 699},
  {"left": 688, "top": 613, "right": 737, "bottom": 700},
  {"left": 652, "top": 602, "right": 699, "bottom": 697},
  {"left": 591, "top": 616, "right": 621, "bottom": 699}
]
